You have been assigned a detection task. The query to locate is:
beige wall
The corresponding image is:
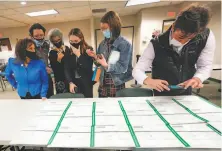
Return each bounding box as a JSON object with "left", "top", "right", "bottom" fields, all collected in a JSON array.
[
  {"left": 139, "top": 5, "right": 180, "bottom": 54},
  {"left": 0, "top": 19, "right": 91, "bottom": 51}
]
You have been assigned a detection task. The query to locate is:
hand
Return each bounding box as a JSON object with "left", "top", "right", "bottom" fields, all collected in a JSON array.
[
  {"left": 71, "top": 45, "right": 81, "bottom": 57},
  {"left": 143, "top": 77, "right": 170, "bottom": 92},
  {"left": 86, "top": 49, "right": 96, "bottom": 59},
  {"left": 42, "top": 97, "right": 47, "bottom": 101},
  {"left": 179, "top": 77, "right": 203, "bottom": 89},
  {"left": 46, "top": 67, "right": 53, "bottom": 74},
  {"left": 96, "top": 54, "right": 108, "bottom": 68},
  {"left": 57, "top": 52, "right": 64, "bottom": 62},
  {"left": 69, "top": 82, "right": 77, "bottom": 93}
]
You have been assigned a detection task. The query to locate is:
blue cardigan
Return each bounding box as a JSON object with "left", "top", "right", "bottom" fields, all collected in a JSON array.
[{"left": 5, "top": 58, "right": 48, "bottom": 97}]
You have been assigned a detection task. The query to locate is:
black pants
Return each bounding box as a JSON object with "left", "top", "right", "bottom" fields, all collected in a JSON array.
[
  {"left": 20, "top": 92, "right": 41, "bottom": 99},
  {"left": 47, "top": 75, "right": 54, "bottom": 98},
  {"left": 73, "top": 78, "right": 93, "bottom": 98}
]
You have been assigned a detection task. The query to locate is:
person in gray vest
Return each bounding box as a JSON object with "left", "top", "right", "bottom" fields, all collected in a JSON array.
[
  {"left": 133, "top": 4, "right": 215, "bottom": 96},
  {"left": 29, "top": 23, "right": 54, "bottom": 98}
]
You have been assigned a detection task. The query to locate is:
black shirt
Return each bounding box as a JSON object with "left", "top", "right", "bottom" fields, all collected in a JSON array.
[{"left": 49, "top": 46, "right": 70, "bottom": 82}]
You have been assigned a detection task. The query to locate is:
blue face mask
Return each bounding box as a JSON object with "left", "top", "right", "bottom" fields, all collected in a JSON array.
[
  {"left": 33, "top": 38, "right": 45, "bottom": 47},
  {"left": 102, "top": 29, "right": 111, "bottom": 39}
]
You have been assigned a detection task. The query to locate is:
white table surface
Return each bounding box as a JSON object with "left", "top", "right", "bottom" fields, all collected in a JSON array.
[{"left": 0, "top": 96, "right": 221, "bottom": 150}]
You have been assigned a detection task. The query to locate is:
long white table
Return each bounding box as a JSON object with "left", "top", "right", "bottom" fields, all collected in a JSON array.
[{"left": 0, "top": 96, "right": 221, "bottom": 150}]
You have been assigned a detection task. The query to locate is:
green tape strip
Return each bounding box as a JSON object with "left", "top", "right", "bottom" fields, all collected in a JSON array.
[
  {"left": 172, "top": 98, "right": 209, "bottom": 123},
  {"left": 90, "top": 102, "right": 96, "bottom": 147},
  {"left": 207, "top": 124, "right": 222, "bottom": 136},
  {"left": 90, "top": 126, "right": 95, "bottom": 147},
  {"left": 198, "top": 97, "right": 221, "bottom": 109},
  {"left": 167, "top": 125, "right": 190, "bottom": 147},
  {"left": 92, "top": 102, "right": 96, "bottom": 126},
  {"left": 118, "top": 101, "right": 140, "bottom": 147},
  {"left": 146, "top": 100, "right": 190, "bottom": 147},
  {"left": 47, "top": 101, "right": 72, "bottom": 145},
  {"left": 146, "top": 101, "right": 169, "bottom": 125}
]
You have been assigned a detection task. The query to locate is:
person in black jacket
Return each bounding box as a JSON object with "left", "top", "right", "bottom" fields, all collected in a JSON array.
[
  {"left": 48, "top": 28, "right": 69, "bottom": 94},
  {"left": 64, "top": 28, "right": 94, "bottom": 98}
]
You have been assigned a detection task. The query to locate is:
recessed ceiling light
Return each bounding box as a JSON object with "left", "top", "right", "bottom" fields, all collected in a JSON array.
[
  {"left": 26, "top": 9, "right": 58, "bottom": 17},
  {"left": 126, "top": 0, "right": 160, "bottom": 7},
  {"left": 20, "top": 1, "right": 27, "bottom": 5}
]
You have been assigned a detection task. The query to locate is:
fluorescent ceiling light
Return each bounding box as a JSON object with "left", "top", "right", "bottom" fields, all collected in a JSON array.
[
  {"left": 26, "top": 9, "right": 58, "bottom": 17},
  {"left": 126, "top": 0, "right": 160, "bottom": 7},
  {"left": 20, "top": 1, "right": 27, "bottom": 5}
]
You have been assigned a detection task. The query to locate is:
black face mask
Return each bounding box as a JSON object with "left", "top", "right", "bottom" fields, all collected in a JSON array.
[
  {"left": 54, "top": 41, "right": 63, "bottom": 48},
  {"left": 26, "top": 50, "right": 38, "bottom": 60},
  {"left": 70, "top": 42, "right": 81, "bottom": 49}
]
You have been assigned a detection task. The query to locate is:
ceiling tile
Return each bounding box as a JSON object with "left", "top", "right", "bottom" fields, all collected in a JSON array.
[
  {"left": 0, "top": 2, "right": 7, "bottom": 10},
  {"left": 14, "top": 4, "right": 53, "bottom": 13},
  {"left": 2, "top": 1, "right": 46, "bottom": 9},
  {"left": 47, "top": 1, "right": 89, "bottom": 9},
  {"left": 0, "top": 9, "right": 18, "bottom": 16},
  {"left": 7, "top": 14, "right": 37, "bottom": 24},
  {"left": 57, "top": 6, "right": 91, "bottom": 14},
  {"left": 90, "top": 1, "right": 126, "bottom": 9}
]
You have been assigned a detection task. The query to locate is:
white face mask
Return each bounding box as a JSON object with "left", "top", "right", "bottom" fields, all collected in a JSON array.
[{"left": 170, "top": 38, "right": 183, "bottom": 47}]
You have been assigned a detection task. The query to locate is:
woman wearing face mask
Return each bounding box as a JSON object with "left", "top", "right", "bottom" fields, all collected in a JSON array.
[
  {"left": 5, "top": 38, "right": 48, "bottom": 100},
  {"left": 87, "top": 11, "right": 133, "bottom": 97},
  {"left": 64, "top": 28, "right": 93, "bottom": 98},
  {"left": 48, "top": 28, "right": 70, "bottom": 94}
]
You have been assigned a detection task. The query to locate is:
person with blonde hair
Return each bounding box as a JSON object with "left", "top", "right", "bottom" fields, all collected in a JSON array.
[{"left": 48, "top": 28, "right": 70, "bottom": 94}]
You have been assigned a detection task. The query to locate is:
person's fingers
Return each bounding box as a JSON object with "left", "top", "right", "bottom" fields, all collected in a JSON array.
[
  {"left": 196, "top": 83, "right": 204, "bottom": 89},
  {"left": 184, "top": 80, "right": 195, "bottom": 89},
  {"left": 156, "top": 85, "right": 163, "bottom": 92},
  {"left": 160, "top": 80, "right": 169, "bottom": 86},
  {"left": 160, "top": 83, "right": 170, "bottom": 91},
  {"left": 192, "top": 81, "right": 199, "bottom": 88}
]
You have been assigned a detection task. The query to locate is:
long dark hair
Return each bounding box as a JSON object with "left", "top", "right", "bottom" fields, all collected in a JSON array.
[
  {"left": 68, "top": 28, "right": 92, "bottom": 54},
  {"left": 100, "top": 11, "right": 122, "bottom": 42},
  {"left": 15, "top": 38, "right": 38, "bottom": 62}
]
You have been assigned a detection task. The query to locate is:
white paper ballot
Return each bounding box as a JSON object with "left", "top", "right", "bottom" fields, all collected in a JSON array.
[
  {"left": 177, "top": 132, "right": 222, "bottom": 148},
  {"left": 135, "top": 132, "right": 183, "bottom": 148},
  {"left": 171, "top": 123, "right": 213, "bottom": 132},
  {"left": 127, "top": 115, "right": 165, "bottom": 126},
  {"left": 59, "top": 125, "right": 90, "bottom": 133},
  {"left": 10, "top": 131, "right": 52, "bottom": 146},
  {"left": 96, "top": 116, "right": 126, "bottom": 126},
  {"left": 36, "top": 110, "right": 63, "bottom": 116},
  {"left": 198, "top": 113, "right": 222, "bottom": 122},
  {"left": 66, "top": 106, "right": 92, "bottom": 117},
  {"left": 96, "top": 105, "right": 122, "bottom": 116},
  {"left": 208, "top": 122, "right": 222, "bottom": 132},
  {"left": 22, "top": 116, "right": 60, "bottom": 131},
  {"left": 95, "top": 124, "right": 129, "bottom": 132},
  {"left": 48, "top": 133, "right": 90, "bottom": 148},
  {"left": 132, "top": 124, "right": 170, "bottom": 132},
  {"left": 95, "top": 132, "right": 135, "bottom": 148},
  {"left": 163, "top": 114, "right": 204, "bottom": 124},
  {"left": 62, "top": 117, "right": 92, "bottom": 127}
]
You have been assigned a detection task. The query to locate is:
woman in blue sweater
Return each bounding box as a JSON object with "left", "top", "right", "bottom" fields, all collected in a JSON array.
[{"left": 5, "top": 38, "right": 48, "bottom": 100}]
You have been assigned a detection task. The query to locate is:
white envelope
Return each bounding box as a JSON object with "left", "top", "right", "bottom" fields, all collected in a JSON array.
[
  {"left": 95, "top": 124, "right": 129, "bottom": 132},
  {"left": 62, "top": 117, "right": 92, "bottom": 127},
  {"left": 10, "top": 131, "right": 52, "bottom": 146},
  {"left": 172, "top": 123, "right": 212, "bottom": 132},
  {"left": 128, "top": 115, "right": 164, "bottom": 126},
  {"left": 177, "top": 132, "right": 221, "bottom": 148},
  {"left": 135, "top": 132, "right": 183, "bottom": 148},
  {"left": 48, "top": 133, "right": 90, "bottom": 148},
  {"left": 95, "top": 132, "right": 135, "bottom": 147},
  {"left": 96, "top": 116, "right": 126, "bottom": 126}
]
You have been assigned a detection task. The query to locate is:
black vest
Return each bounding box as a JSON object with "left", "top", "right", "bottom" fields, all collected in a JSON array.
[{"left": 151, "top": 27, "right": 210, "bottom": 96}]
